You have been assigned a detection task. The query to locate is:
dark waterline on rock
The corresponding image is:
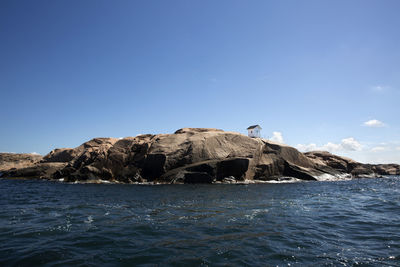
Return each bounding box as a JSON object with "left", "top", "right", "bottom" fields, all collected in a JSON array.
[{"left": 1, "top": 177, "right": 399, "bottom": 266}]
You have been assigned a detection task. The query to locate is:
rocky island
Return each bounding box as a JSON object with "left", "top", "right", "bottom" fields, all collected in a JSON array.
[{"left": 1, "top": 128, "right": 399, "bottom": 183}]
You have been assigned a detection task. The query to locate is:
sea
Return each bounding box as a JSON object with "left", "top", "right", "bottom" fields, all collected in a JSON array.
[{"left": 0, "top": 177, "right": 399, "bottom": 266}]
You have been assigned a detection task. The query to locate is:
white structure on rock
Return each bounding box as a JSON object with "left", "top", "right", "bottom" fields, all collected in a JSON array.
[{"left": 247, "top": 125, "right": 262, "bottom": 138}]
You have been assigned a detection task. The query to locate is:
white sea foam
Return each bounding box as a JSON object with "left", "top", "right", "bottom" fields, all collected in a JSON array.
[
  {"left": 71, "top": 179, "right": 120, "bottom": 184},
  {"left": 250, "top": 178, "right": 304, "bottom": 184},
  {"left": 315, "top": 173, "right": 352, "bottom": 182},
  {"left": 245, "top": 208, "right": 269, "bottom": 220},
  {"left": 57, "top": 173, "right": 367, "bottom": 185}
]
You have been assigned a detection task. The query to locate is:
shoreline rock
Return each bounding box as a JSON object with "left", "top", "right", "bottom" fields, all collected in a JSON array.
[{"left": 1, "top": 128, "right": 399, "bottom": 183}]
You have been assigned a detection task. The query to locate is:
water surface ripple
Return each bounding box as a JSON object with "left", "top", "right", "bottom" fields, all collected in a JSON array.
[{"left": 1, "top": 177, "right": 399, "bottom": 266}]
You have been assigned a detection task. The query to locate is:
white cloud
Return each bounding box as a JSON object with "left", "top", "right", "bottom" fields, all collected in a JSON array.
[
  {"left": 322, "top": 142, "right": 342, "bottom": 152},
  {"left": 30, "top": 152, "right": 41, "bottom": 155},
  {"left": 363, "top": 119, "right": 385, "bottom": 127},
  {"left": 371, "top": 85, "right": 385, "bottom": 92},
  {"left": 371, "top": 146, "right": 386, "bottom": 152},
  {"left": 296, "top": 143, "right": 317, "bottom": 151},
  {"left": 396, "top": 146, "right": 400, "bottom": 151},
  {"left": 341, "top": 137, "right": 363, "bottom": 151},
  {"left": 270, "top": 131, "right": 284, "bottom": 144},
  {"left": 296, "top": 137, "right": 362, "bottom": 152}
]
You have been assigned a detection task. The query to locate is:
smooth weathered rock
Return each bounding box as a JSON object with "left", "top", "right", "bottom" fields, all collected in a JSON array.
[{"left": 42, "top": 148, "right": 76, "bottom": 162}]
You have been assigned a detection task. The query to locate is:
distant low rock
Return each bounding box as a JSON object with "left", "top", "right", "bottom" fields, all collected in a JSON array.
[
  {"left": 305, "top": 151, "right": 400, "bottom": 177},
  {"left": 3, "top": 162, "right": 68, "bottom": 179},
  {"left": 0, "top": 153, "right": 42, "bottom": 172},
  {"left": 0, "top": 153, "right": 67, "bottom": 180},
  {"left": 1, "top": 129, "right": 399, "bottom": 183}
]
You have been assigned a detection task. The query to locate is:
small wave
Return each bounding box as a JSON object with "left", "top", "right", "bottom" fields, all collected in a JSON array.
[
  {"left": 49, "top": 211, "right": 62, "bottom": 217},
  {"left": 84, "top": 215, "right": 93, "bottom": 224}
]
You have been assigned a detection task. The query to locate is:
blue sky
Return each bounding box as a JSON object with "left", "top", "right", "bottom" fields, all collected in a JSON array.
[{"left": 1, "top": 0, "right": 399, "bottom": 163}]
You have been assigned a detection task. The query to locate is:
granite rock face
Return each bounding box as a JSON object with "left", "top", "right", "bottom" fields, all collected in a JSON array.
[{"left": 1, "top": 129, "right": 399, "bottom": 183}]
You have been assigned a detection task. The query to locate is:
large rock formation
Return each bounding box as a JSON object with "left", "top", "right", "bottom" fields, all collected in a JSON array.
[{"left": 1, "top": 128, "right": 399, "bottom": 183}]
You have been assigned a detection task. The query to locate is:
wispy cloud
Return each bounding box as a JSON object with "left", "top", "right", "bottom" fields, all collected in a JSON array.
[
  {"left": 396, "top": 146, "right": 400, "bottom": 151},
  {"left": 296, "top": 137, "right": 362, "bottom": 152},
  {"left": 259, "top": 74, "right": 270, "bottom": 81},
  {"left": 363, "top": 119, "right": 385, "bottom": 127},
  {"left": 371, "top": 85, "right": 389, "bottom": 92},
  {"left": 270, "top": 131, "right": 284, "bottom": 144},
  {"left": 371, "top": 146, "right": 386, "bottom": 152}
]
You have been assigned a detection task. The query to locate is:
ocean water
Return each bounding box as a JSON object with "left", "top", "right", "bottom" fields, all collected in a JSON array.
[{"left": 0, "top": 177, "right": 399, "bottom": 266}]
